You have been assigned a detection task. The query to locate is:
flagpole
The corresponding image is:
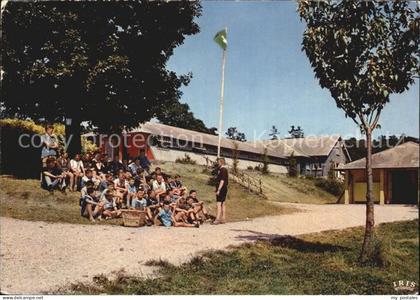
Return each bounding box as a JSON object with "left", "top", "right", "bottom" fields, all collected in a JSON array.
[{"left": 217, "top": 27, "right": 227, "bottom": 158}]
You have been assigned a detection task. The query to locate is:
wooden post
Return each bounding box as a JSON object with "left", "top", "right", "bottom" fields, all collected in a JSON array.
[
  {"left": 388, "top": 172, "right": 392, "bottom": 204},
  {"left": 259, "top": 178, "right": 262, "bottom": 194},
  {"left": 344, "top": 170, "right": 350, "bottom": 204},
  {"left": 379, "top": 169, "right": 385, "bottom": 205}
]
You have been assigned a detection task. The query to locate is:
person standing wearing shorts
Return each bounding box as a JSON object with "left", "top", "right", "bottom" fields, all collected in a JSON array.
[
  {"left": 213, "top": 157, "right": 228, "bottom": 225},
  {"left": 40, "top": 124, "right": 59, "bottom": 167}
]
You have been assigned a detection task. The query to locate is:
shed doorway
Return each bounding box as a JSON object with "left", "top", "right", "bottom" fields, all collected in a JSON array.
[{"left": 391, "top": 170, "right": 418, "bottom": 204}]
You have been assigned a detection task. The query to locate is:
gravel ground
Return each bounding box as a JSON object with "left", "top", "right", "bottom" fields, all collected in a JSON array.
[{"left": 0, "top": 203, "right": 418, "bottom": 294}]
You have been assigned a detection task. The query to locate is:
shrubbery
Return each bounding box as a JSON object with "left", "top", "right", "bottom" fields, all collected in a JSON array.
[
  {"left": 232, "top": 142, "right": 239, "bottom": 174},
  {"left": 314, "top": 177, "right": 344, "bottom": 196},
  {"left": 261, "top": 147, "right": 269, "bottom": 174},
  {"left": 0, "top": 118, "right": 97, "bottom": 154},
  {"left": 304, "top": 174, "right": 315, "bottom": 180},
  {"left": 207, "top": 161, "right": 219, "bottom": 186},
  {"left": 0, "top": 119, "right": 49, "bottom": 178},
  {"left": 288, "top": 154, "right": 298, "bottom": 177},
  {"left": 0, "top": 118, "right": 98, "bottom": 178},
  {"left": 175, "top": 154, "right": 196, "bottom": 165},
  {"left": 0, "top": 118, "right": 65, "bottom": 135}
]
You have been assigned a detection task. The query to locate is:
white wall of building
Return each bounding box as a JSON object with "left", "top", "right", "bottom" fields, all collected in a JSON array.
[{"left": 150, "top": 146, "right": 288, "bottom": 174}]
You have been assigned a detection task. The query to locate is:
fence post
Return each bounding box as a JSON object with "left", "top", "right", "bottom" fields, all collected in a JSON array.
[{"left": 259, "top": 178, "right": 262, "bottom": 194}]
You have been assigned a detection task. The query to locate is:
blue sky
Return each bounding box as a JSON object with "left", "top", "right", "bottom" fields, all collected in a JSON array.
[{"left": 167, "top": 1, "right": 419, "bottom": 141}]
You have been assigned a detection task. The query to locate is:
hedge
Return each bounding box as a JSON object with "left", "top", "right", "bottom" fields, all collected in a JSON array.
[
  {"left": 314, "top": 177, "right": 344, "bottom": 196},
  {"left": 0, "top": 118, "right": 96, "bottom": 178}
]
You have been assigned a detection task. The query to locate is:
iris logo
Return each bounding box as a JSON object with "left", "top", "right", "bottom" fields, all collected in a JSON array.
[{"left": 393, "top": 280, "right": 417, "bottom": 293}]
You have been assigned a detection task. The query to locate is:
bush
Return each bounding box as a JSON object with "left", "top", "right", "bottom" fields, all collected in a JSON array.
[
  {"left": 0, "top": 118, "right": 95, "bottom": 154},
  {"left": 207, "top": 161, "right": 219, "bottom": 186},
  {"left": 232, "top": 142, "right": 239, "bottom": 174},
  {"left": 305, "top": 174, "right": 315, "bottom": 180},
  {"left": 202, "top": 168, "right": 211, "bottom": 174},
  {"left": 81, "top": 137, "right": 98, "bottom": 154},
  {"left": 261, "top": 147, "right": 269, "bottom": 174},
  {"left": 314, "top": 177, "right": 344, "bottom": 196},
  {"left": 0, "top": 118, "right": 65, "bottom": 135},
  {"left": 288, "top": 153, "right": 298, "bottom": 177},
  {"left": 175, "top": 154, "right": 196, "bottom": 165},
  {"left": 0, "top": 119, "right": 56, "bottom": 178}
]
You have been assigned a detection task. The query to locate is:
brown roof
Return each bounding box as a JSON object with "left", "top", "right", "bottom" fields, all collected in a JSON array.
[
  {"left": 337, "top": 142, "right": 419, "bottom": 170},
  {"left": 253, "top": 135, "right": 343, "bottom": 158},
  {"left": 281, "top": 136, "right": 342, "bottom": 157},
  {"left": 129, "top": 122, "right": 346, "bottom": 159},
  {"left": 131, "top": 122, "right": 285, "bottom": 159},
  {"left": 253, "top": 140, "right": 308, "bottom": 158}
]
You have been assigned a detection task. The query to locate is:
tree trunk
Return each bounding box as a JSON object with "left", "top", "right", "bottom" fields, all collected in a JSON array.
[
  {"left": 360, "top": 127, "right": 375, "bottom": 261},
  {"left": 65, "top": 116, "right": 82, "bottom": 157}
]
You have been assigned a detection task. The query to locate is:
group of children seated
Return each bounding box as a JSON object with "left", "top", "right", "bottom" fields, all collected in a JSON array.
[{"left": 41, "top": 149, "right": 214, "bottom": 228}]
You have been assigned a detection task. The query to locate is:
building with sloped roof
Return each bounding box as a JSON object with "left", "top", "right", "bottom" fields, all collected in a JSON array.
[
  {"left": 137, "top": 122, "right": 284, "bottom": 162},
  {"left": 337, "top": 141, "right": 419, "bottom": 205},
  {"left": 97, "top": 122, "right": 289, "bottom": 173},
  {"left": 260, "top": 136, "right": 351, "bottom": 177},
  {"left": 94, "top": 121, "right": 350, "bottom": 175}
]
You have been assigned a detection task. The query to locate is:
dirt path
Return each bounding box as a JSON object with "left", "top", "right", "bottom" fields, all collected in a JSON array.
[{"left": 1, "top": 204, "right": 417, "bottom": 294}]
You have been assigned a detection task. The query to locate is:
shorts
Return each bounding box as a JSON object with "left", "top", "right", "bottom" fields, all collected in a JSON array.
[
  {"left": 216, "top": 186, "right": 228, "bottom": 202},
  {"left": 104, "top": 204, "right": 113, "bottom": 210}
]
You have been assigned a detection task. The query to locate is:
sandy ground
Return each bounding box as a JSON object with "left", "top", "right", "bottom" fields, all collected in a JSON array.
[{"left": 0, "top": 203, "right": 418, "bottom": 294}]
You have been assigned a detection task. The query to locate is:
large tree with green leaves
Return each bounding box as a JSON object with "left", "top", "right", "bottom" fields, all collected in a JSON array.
[
  {"left": 299, "top": 0, "right": 419, "bottom": 260},
  {"left": 2, "top": 1, "right": 203, "bottom": 155},
  {"left": 157, "top": 101, "right": 217, "bottom": 135}
]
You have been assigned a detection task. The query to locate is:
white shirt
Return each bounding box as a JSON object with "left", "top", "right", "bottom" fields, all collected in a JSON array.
[
  {"left": 82, "top": 175, "right": 100, "bottom": 185},
  {"left": 152, "top": 180, "right": 166, "bottom": 192},
  {"left": 128, "top": 162, "right": 141, "bottom": 174},
  {"left": 114, "top": 178, "right": 128, "bottom": 189},
  {"left": 70, "top": 159, "right": 84, "bottom": 173}
]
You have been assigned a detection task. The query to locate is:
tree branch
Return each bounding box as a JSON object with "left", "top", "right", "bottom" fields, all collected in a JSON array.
[
  {"left": 368, "top": 107, "right": 377, "bottom": 125},
  {"left": 358, "top": 112, "right": 368, "bottom": 129},
  {"left": 350, "top": 115, "right": 361, "bottom": 127},
  {"left": 371, "top": 108, "right": 382, "bottom": 129}
]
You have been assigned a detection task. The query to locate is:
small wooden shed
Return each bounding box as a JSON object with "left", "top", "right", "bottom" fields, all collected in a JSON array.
[{"left": 337, "top": 142, "right": 419, "bottom": 205}]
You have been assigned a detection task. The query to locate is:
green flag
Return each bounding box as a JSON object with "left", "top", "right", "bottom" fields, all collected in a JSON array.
[{"left": 214, "top": 29, "right": 227, "bottom": 50}]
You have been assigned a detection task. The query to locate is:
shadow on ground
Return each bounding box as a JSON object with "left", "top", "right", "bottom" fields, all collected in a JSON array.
[{"left": 231, "top": 229, "right": 349, "bottom": 253}]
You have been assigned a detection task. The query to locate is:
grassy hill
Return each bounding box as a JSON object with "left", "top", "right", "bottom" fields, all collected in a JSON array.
[
  {"left": 157, "top": 162, "right": 338, "bottom": 204},
  {"left": 244, "top": 170, "right": 338, "bottom": 204},
  {"left": 153, "top": 162, "right": 300, "bottom": 221},
  {"left": 0, "top": 162, "right": 337, "bottom": 225}
]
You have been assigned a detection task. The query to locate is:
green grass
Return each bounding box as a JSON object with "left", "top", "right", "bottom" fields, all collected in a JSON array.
[
  {"left": 0, "top": 177, "right": 121, "bottom": 225},
  {"left": 153, "top": 162, "right": 298, "bottom": 221},
  {"left": 0, "top": 162, "right": 297, "bottom": 224},
  {"left": 242, "top": 170, "right": 337, "bottom": 204},
  {"left": 64, "top": 220, "right": 419, "bottom": 295}
]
